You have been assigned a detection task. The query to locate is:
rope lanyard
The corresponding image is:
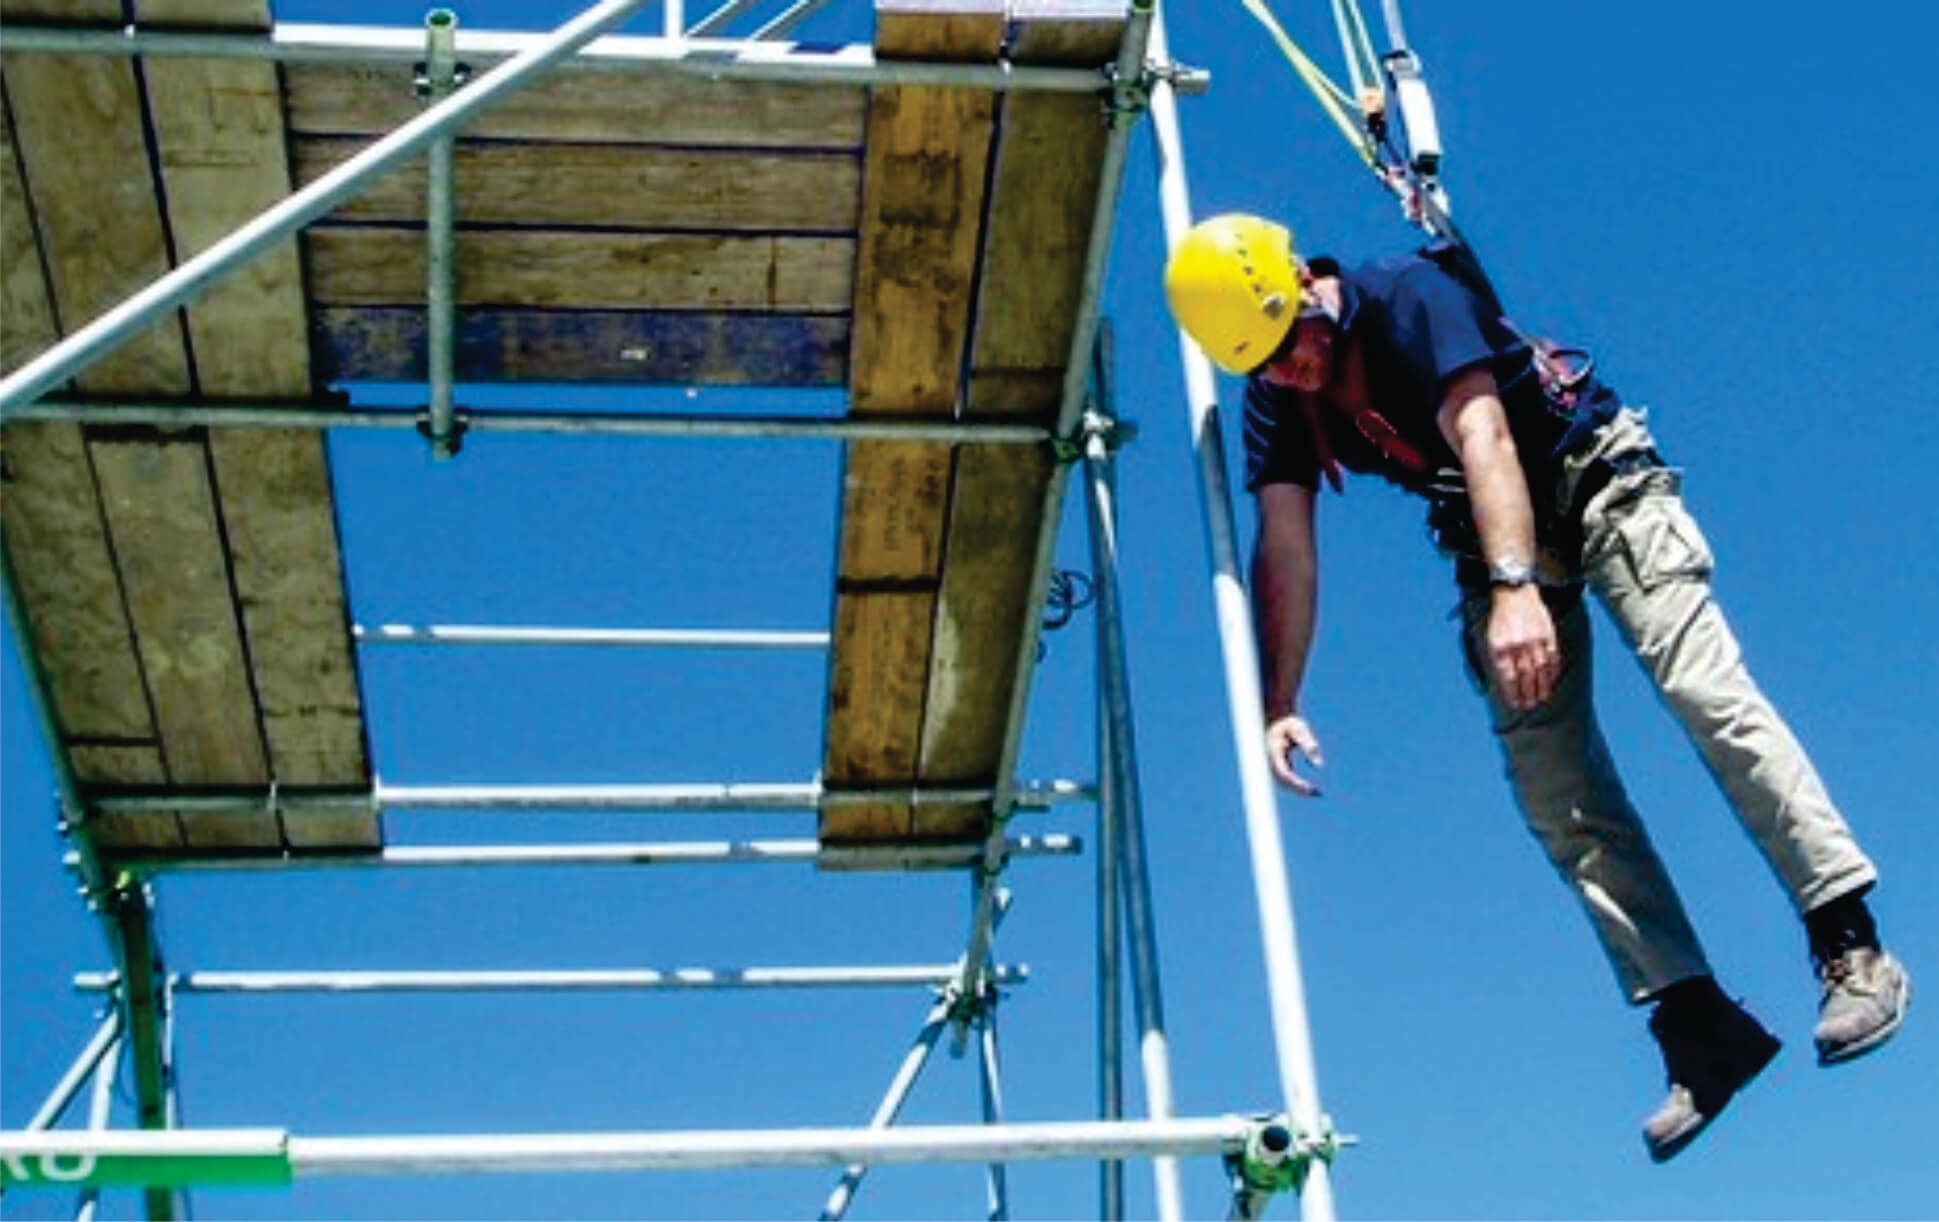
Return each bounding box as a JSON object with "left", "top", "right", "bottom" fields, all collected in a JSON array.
[
  {"left": 1233, "top": 0, "right": 1380, "bottom": 170},
  {"left": 1328, "top": 0, "right": 1383, "bottom": 114},
  {"left": 1231, "top": 0, "right": 1455, "bottom": 242}
]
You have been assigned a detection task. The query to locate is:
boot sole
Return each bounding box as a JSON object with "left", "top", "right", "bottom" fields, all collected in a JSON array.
[
  {"left": 1817, "top": 974, "right": 1911, "bottom": 1066},
  {"left": 1646, "top": 1035, "right": 1782, "bottom": 1164}
]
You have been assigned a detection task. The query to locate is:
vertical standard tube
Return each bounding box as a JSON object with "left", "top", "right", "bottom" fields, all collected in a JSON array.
[
  {"left": 977, "top": 1006, "right": 1010, "bottom": 1222},
  {"left": 1096, "top": 638, "right": 1125, "bottom": 1221},
  {"left": 1084, "top": 425, "right": 1184, "bottom": 1222},
  {"left": 1094, "top": 320, "right": 1125, "bottom": 1222},
  {"left": 1053, "top": 0, "right": 1153, "bottom": 440},
  {"left": 956, "top": 0, "right": 1155, "bottom": 1013},
  {"left": 0, "top": 0, "right": 665, "bottom": 413},
  {"left": 816, "top": 998, "right": 953, "bottom": 1222},
  {"left": 423, "top": 9, "right": 461, "bottom": 460},
  {"left": 1147, "top": 8, "right": 1336, "bottom": 1220},
  {"left": 99, "top": 881, "right": 176, "bottom": 1221}
]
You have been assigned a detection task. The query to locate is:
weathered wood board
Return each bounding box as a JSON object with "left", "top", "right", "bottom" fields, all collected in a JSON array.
[
  {"left": 305, "top": 228, "right": 854, "bottom": 312},
  {"left": 143, "top": 0, "right": 375, "bottom": 850},
  {"left": 1, "top": 0, "right": 375, "bottom": 854},
  {"left": 914, "top": 0, "right": 1124, "bottom": 839},
  {"left": 819, "top": 0, "right": 1005, "bottom": 849},
  {"left": 293, "top": 137, "right": 863, "bottom": 232},
  {"left": 283, "top": 62, "right": 867, "bottom": 150}
]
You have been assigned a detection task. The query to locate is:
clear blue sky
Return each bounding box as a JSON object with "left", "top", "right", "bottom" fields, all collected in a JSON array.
[{"left": 6, "top": 1, "right": 1937, "bottom": 1219}]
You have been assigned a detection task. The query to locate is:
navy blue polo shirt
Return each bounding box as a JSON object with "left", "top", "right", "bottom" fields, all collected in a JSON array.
[{"left": 1242, "top": 246, "right": 1621, "bottom": 542}]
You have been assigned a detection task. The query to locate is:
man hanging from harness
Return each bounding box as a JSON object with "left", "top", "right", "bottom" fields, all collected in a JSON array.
[
  {"left": 1168, "top": 0, "right": 1909, "bottom": 1165},
  {"left": 1170, "top": 208, "right": 1910, "bottom": 1164}
]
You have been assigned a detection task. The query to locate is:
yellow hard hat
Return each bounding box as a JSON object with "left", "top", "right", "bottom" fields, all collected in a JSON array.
[{"left": 1163, "top": 214, "right": 1302, "bottom": 375}]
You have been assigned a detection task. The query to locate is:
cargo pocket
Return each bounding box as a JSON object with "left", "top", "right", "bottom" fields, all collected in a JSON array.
[{"left": 1597, "top": 490, "right": 1714, "bottom": 594}]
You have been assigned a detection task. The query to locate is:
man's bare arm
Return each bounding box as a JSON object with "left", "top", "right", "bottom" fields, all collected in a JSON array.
[
  {"left": 1252, "top": 481, "right": 1326, "bottom": 793},
  {"left": 1436, "top": 366, "right": 1559, "bottom": 710}
]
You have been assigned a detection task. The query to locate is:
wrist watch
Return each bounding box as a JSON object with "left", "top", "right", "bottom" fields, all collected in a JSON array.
[{"left": 1487, "top": 558, "right": 1537, "bottom": 588}]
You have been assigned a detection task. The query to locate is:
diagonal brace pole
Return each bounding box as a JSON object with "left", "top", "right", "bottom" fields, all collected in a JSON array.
[
  {"left": 25, "top": 1011, "right": 123, "bottom": 1133},
  {"left": 816, "top": 996, "right": 952, "bottom": 1222}
]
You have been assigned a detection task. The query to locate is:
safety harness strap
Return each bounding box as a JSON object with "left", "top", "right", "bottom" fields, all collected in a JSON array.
[{"left": 1235, "top": 0, "right": 1379, "bottom": 168}]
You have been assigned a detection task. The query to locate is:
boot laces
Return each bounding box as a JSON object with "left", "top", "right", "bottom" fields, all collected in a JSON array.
[{"left": 1820, "top": 952, "right": 1855, "bottom": 985}]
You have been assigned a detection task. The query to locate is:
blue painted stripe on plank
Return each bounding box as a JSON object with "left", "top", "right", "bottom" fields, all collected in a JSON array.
[{"left": 314, "top": 308, "right": 849, "bottom": 387}]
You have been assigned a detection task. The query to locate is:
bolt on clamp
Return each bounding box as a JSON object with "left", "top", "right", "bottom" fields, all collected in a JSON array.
[
  {"left": 1099, "top": 61, "right": 1156, "bottom": 122},
  {"left": 1055, "top": 411, "right": 1137, "bottom": 463},
  {"left": 1225, "top": 1112, "right": 1344, "bottom": 1200}
]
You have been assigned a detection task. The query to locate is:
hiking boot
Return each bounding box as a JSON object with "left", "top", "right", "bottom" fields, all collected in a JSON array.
[
  {"left": 1642, "top": 981, "right": 1781, "bottom": 1163},
  {"left": 1814, "top": 947, "right": 1911, "bottom": 1065}
]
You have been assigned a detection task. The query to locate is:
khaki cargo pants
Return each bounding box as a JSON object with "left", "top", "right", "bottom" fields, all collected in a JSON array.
[{"left": 1459, "top": 409, "right": 1877, "bottom": 1002}]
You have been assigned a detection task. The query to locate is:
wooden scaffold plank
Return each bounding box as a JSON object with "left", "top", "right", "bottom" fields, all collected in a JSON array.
[
  {"left": 283, "top": 61, "right": 867, "bottom": 151},
  {"left": 291, "top": 68, "right": 863, "bottom": 388},
  {"left": 313, "top": 308, "right": 850, "bottom": 386},
  {"left": 306, "top": 229, "right": 855, "bottom": 312},
  {"left": 1, "top": 82, "right": 173, "bottom": 851},
  {"left": 292, "top": 136, "right": 864, "bottom": 232},
  {"left": 917, "top": 0, "right": 1126, "bottom": 838},
  {"left": 2, "top": 0, "right": 224, "bottom": 850},
  {"left": 1, "top": 0, "right": 375, "bottom": 853},
  {"left": 820, "top": 0, "right": 1005, "bottom": 850},
  {"left": 139, "top": 0, "right": 374, "bottom": 850}
]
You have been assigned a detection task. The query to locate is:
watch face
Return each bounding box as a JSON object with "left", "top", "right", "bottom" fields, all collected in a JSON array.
[{"left": 1489, "top": 561, "right": 1535, "bottom": 587}]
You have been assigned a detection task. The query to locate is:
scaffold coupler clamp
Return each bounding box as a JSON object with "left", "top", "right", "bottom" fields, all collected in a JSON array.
[
  {"left": 414, "top": 8, "right": 472, "bottom": 99},
  {"left": 1101, "top": 60, "right": 1156, "bottom": 125},
  {"left": 1059, "top": 410, "right": 1136, "bottom": 464},
  {"left": 1225, "top": 1112, "right": 1342, "bottom": 1205},
  {"left": 417, "top": 410, "right": 468, "bottom": 458}
]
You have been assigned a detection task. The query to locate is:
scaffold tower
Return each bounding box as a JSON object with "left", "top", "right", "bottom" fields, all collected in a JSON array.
[{"left": 0, "top": 0, "right": 1344, "bottom": 1217}]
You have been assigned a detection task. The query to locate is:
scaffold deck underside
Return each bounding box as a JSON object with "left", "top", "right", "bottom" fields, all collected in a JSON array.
[{"left": 0, "top": 0, "right": 1126, "bottom": 863}]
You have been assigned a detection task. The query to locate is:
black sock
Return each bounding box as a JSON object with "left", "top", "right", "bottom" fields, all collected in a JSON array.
[
  {"left": 1648, "top": 973, "right": 1729, "bottom": 1016},
  {"left": 1805, "top": 886, "right": 1880, "bottom": 963}
]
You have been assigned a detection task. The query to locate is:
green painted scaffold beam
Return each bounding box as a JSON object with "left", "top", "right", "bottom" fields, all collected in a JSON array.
[{"left": 0, "top": 1130, "right": 294, "bottom": 1190}]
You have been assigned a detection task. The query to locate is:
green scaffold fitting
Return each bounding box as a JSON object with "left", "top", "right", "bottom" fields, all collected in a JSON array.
[{"left": 1227, "top": 1113, "right": 1342, "bottom": 1198}]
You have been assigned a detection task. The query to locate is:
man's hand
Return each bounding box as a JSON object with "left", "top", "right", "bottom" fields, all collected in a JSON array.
[
  {"left": 1265, "top": 714, "right": 1325, "bottom": 797},
  {"left": 1487, "top": 584, "right": 1560, "bottom": 710}
]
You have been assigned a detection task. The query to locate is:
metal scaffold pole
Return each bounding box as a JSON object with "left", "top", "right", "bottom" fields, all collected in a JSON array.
[
  {"left": 953, "top": 0, "right": 1156, "bottom": 1029},
  {"left": 976, "top": 1002, "right": 1010, "bottom": 1221},
  {"left": 816, "top": 997, "right": 954, "bottom": 1222},
  {"left": 1096, "top": 672, "right": 1125, "bottom": 1222},
  {"left": 24, "top": 1013, "right": 123, "bottom": 1134},
  {"left": 1148, "top": 4, "right": 1339, "bottom": 1219},
  {"left": 73, "top": 966, "right": 1030, "bottom": 997},
  {"left": 1084, "top": 353, "right": 1186, "bottom": 1220},
  {"left": 4, "top": 400, "right": 1057, "bottom": 442},
  {"left": 1, "top": 1116, "right": 1268, "bottom": 1178},
  {"left": 73, "top": 1012, "right": 124, "bottom": 1222},
  {"left": 421, "top": 7, "right": 462, "bottom": 459}
]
